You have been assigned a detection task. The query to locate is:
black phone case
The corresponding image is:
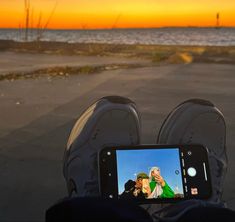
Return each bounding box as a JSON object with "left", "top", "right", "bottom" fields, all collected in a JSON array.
[{"left": 99, "top": 144, "right": 212, "bottom": 204}]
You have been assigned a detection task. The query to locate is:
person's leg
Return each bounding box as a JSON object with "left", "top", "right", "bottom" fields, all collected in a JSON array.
[
  {"left": 176, "top": 205, "right": 235, "bottom": 222},
  {"left": 149, "top": 99, "right": 229, "bottom": 221},
  {"left": 149, "top": 199, "right": 235, "bottom": 222},
  {"left": 46, "top": 197, "right": 153, "bottom": 222}
]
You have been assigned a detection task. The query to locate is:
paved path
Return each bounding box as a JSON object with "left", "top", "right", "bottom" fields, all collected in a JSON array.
[
  {"left": 0, "top": 63, "right": 235, "bottom": 221},
  {"left": 0, "top": 51, "right": 150, "bottom": 74}
]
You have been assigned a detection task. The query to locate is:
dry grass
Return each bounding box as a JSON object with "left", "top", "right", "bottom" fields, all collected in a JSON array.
[
  {"left": 0, "top": 63, "right": 148, "bottom": 82},
  {"left": 1, "top": 40, "right": 235, "bottom": 65}
]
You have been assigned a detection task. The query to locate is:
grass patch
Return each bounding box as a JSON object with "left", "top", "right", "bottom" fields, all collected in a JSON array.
[
  {"left": 0, "top": 63, "right": 148, "bottom": 82},
  {"left": 152, "top": 51, "right": 172, "bottom": 62},
  {"left": 1, "top": 40, "right": 235, "bottom": 64}
]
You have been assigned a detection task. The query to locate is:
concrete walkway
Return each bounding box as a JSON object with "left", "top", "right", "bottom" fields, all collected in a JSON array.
[
  {"left": 0, "top": 63, "right": 235, "bottom": 221},
  {"left": 0, "top": 51, "right": 150, "bottom": 74}
]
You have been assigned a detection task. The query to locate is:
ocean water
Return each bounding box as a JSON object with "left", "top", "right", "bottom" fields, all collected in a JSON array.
[{"left": 0, "top": 28, "right": 235, "bottom": 46}]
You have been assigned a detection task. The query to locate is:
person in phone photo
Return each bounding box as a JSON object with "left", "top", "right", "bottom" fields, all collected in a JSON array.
[
  {"left": 133, "top": 173, "right": 150, "bottom": 199},
  {"left": 148, "top": 167, "right": 175, "bottom": 199},
  {"left": 120, "top": 173, "right": 151, "bottom": 199},
  {"left": 119, "top": 179, "right": 136, "bottom": 199}
]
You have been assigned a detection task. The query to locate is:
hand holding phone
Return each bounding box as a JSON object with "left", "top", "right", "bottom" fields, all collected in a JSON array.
[{"left": 153, "top": 175, "right": 165, "bottom": 187}]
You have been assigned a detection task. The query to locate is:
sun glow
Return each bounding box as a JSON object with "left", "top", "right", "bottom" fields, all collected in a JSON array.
[{"left": 0, "top": 0, "right": 235, "bottom": 29}]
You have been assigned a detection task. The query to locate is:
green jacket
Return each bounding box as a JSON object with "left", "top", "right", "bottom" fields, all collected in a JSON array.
[{"left": 149, "top": 178, "right": 175, "bottom": 198}]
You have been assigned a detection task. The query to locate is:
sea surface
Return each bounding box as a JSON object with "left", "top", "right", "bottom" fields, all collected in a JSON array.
[{"left": 0, "top": 28, "right": 235, "bottom": 46}]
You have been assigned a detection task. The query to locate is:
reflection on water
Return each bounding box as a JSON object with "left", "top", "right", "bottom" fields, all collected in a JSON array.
[{"left": 0, "top": 28, "right": 235, "bottom": 46}]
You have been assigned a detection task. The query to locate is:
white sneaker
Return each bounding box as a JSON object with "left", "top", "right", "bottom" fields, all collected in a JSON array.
[{"left": 63, "top": 96, "right": 141, "bottom": 197}]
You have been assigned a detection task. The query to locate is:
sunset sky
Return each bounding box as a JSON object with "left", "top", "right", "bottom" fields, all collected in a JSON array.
[{"left": 1, "top": 0, "right": 235, "bottom": 29}]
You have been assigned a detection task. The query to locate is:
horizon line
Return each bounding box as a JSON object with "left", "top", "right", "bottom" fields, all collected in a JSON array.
[{"left": 1, "top": 25, "right": 235, "bottom": 30}]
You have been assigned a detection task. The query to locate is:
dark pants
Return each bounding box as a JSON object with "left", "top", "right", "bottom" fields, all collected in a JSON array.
[{"left": 46, "top": 197, "right": 235, "bottom": 222}]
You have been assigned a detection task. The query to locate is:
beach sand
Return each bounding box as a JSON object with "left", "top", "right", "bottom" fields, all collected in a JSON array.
[{"left": 0, "top": 40, "right": 235, "bottom": 221}]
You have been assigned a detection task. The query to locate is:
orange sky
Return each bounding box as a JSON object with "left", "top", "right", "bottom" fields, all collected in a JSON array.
[{"left": 1, "top": 0, "right": 235, "bottom": 29}]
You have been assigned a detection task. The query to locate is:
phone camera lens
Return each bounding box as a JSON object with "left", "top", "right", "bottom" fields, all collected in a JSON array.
[{"left": 175, "top": 170, "right": 179, "bottom": 175}]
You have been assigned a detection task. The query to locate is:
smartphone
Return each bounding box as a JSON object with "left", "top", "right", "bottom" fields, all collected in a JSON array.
[{"left": 99, "top": 144, "right": 212, "bottom": 204}]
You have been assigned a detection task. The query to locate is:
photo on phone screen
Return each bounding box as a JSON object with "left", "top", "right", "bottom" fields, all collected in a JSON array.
[
  {"left": 99, "top": 145, "right": 212, "bottom": 203},
  {"left": 116, "top": 148, "right": 184, "bottom": 200}
]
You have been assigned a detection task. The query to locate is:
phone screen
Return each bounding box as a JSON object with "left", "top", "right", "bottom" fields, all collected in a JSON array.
[
  {"left": 116, "top": 148, "right": 184, "bottom": 200},
  {"left": 99, "top": 144, "right": 212, "bottom": 202}
]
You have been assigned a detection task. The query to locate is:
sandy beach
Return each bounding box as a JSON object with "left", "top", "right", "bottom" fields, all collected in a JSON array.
[{"left": 0, "top": 40, "right": 235, "bottom": 221}]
